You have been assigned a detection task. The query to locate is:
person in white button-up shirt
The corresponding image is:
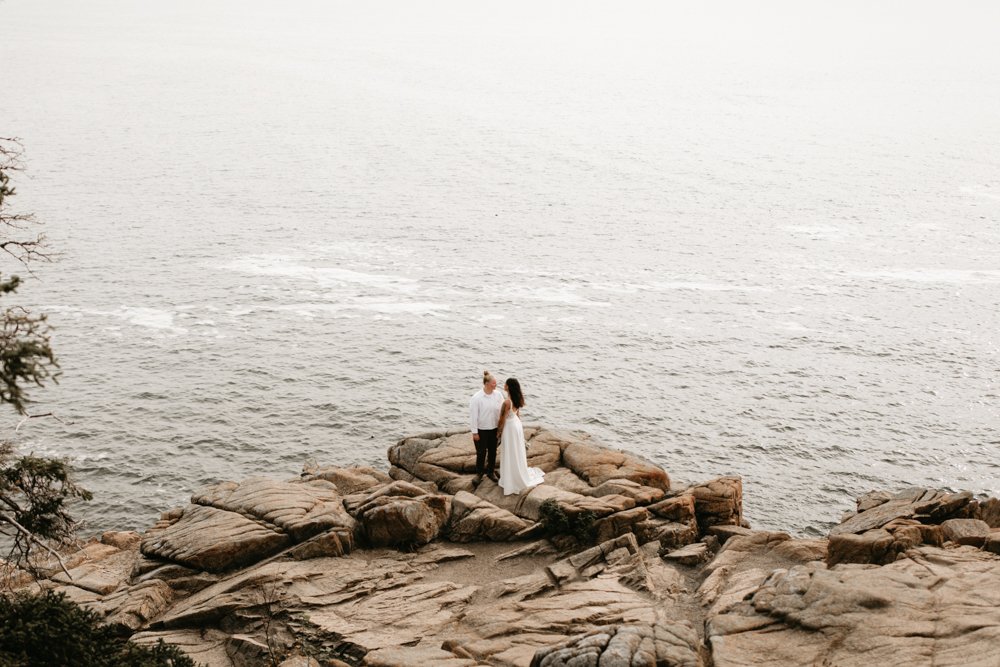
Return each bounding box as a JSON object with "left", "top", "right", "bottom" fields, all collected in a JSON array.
[{"left": 469, "top": 370, "right": 505, "bottom": 482}]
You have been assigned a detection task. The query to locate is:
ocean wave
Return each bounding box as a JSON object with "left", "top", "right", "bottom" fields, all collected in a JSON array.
[
  {"left": 222, "top": 254, "right": 419, "bottom": 293},
  {"left": 850, "top": 269, "right": 1000, "bottom": 284}
]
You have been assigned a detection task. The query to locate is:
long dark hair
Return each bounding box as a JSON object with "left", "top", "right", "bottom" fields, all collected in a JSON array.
[{"left": 505, "top": 378, "right": 525, "bottom": 409}]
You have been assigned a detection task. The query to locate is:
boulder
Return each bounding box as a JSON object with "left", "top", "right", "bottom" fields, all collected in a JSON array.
[
  {"left": 561, "top": 440, "right": 669, "bottom": 491},
  {"left": 305, "top": 465, "right": 392, "bottom": 495},
  {"left": 832, "top": 488, "right": 975, "bottom": 536},
  {"left": 770, "top": 538, "right": 828, "bottom": 564},
  {"left": 685, "top": 477, "right": 742, "bottom": 530},
  {"left": 941, "top": 518, "right": 991, "bottom": 547},
  {"left": 705, "top": 525, "right": 754, "bottom": 544},
  {"left": 987, "top": 530, "right": 1000, "bottom": 556},
  {"left": 975, "top": 497, "right": 1000, "bottom": 528},
  {"left": 827, "top": 528, "right": 896, "bottom": 566},
  {"left": 133, "top": 562, "right": 219, "bottom": 596},
  {"left": 448, "top": 491, "right": 531, "bottom": 542},
  {"left": 359, "top": 494, "right": 451, "bottom": 547},
  {"left": 661, "top": 542, "right": 712, "bottom": 566},
  {"left": 592, "top": 507, "right": 652, "bottom": 543},
  {"left": 101, "top": 579, "right": 174, "bottom": 632},
  {"left": 645, "top": 521, "right": 699, "bottom": 550},
  {"left": 588, "top": 478, "right": 665, "bottom": 505},
  {"left": 345, "top": 481, "right": 452, "bottom": 547},
  {"left": 474, "top": 480, "right": 631, "bottom": 523},
  {"left": 192, "top": 477, "right": 356, "bottom": 542},
  {"left": 286, "top": 527, "right": 355, "bottom": 559},
  {"left": 856, "top": 490, "right": 893, "bottom": 512},
  {"left": 543, "top": 468, "right": 594, "bottom": 496},
  {"left": 50, "top": 543, "right": 136, "bottom": 596},
  {"left": 415, "top": 432, "right": 479, "bottom": 476},
  {"left": 387, "top": 434, "right": 448, "bottom": 476},
  {"left": 140, "top": 504, "right": 290, "bottom": 573},
  {"left": 648, "top": 494, "right": 697, "bottom": 525},
  {"left": 101, "top": 530, "right": 142, "bottom": 550}
]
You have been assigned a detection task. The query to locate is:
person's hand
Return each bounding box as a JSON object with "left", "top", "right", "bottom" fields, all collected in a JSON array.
[{"left": 472, "top": 433, "right": 480, "bottom": 442}]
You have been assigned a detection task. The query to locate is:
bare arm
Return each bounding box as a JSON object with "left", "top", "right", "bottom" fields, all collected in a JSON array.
[{"left": 497, "top": 399, "right": 511, "bottom": 437}]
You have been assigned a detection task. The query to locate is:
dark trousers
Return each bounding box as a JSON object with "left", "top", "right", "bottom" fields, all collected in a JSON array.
[{"left": 475, "top": 428, "right": 498, "bottom": 477}]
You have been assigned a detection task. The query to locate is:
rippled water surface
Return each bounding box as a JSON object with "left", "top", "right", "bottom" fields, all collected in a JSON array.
[{"left": 2, "top": 1, "right": 999, "bottom": 535}]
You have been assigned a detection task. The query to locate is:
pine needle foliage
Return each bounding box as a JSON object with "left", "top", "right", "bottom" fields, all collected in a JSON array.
[
  {"left": 0, "top": 590, "right": 198, "bottom": 667},
  {"left": 538, "top": 499, "right": 597, "bottom": 544},
  {"left": 0, "top": 138, "right": 84, "bottom": 573},
  {"left": 0, "top": 137, "right": 58, "bottom": 415}
]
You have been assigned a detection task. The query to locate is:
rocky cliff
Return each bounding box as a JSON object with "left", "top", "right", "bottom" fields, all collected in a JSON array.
[{"left": 18, "top": 427, "right": 1000, "bottom": 667}]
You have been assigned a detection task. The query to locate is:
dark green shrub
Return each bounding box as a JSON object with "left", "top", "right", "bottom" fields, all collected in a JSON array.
[
  {"left": 0, "top": 590, "right": 198, "bottom": 667},
  {"left": 538, "top": 499, "right": 596, "bottom": 544}
]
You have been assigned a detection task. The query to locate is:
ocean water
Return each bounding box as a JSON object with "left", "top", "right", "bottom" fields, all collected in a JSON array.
[{"left": 1, "top": 0, "right": 998, "bottom": 536}]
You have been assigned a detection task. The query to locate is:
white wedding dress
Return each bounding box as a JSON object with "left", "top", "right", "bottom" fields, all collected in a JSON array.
[{"left": 499, "top": 409, "right": 545, "bottom": 495}]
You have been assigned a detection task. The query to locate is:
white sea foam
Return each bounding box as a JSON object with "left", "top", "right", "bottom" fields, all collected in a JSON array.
[
  {"left": 959, "top": 185, "right": 1000, "bottom": 201},
  {"left": 40, "top": 305, "right": 188, "bottom": 334},
  {"left": 9, "top": 0, "right": 1000, "bottom": 537},
  {"left": 523, "top": 287, "right": 611, "bottom": 306},
  {"left": 278, "top": 301, "right": 448, "bottom": 317},
  {"left": 851, "top": 269, "right": 1000, "bottom": 284},
  {"left": 647, "top": 281, "right": 771, "bottom": 292},
  {"left": 120, "top": 307, "right": 186, "bottom": 332},
  {"left": 783, "top": 224, "right": 845, "bottom": 238},
  {"left": 223, "top": 255, "right": 418, "bottom": 293}
]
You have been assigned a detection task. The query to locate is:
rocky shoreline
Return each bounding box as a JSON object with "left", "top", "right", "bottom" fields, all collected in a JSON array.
[{"left": 19, "top": 426, "right": 1000, "bottom": 666}]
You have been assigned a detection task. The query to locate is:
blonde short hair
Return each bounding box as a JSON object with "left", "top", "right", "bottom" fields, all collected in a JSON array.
[{"left": 483, "top": 370, "right": 495, "bottom": 385}]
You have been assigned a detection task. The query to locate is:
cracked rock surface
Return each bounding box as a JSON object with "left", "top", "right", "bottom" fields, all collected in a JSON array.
[{"left": 20, "top": 426, "right": 1000, "bottom": 667}]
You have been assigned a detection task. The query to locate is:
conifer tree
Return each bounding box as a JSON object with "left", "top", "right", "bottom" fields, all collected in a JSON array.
[{"left": 0, "top": 138, "right": 88, "bottom": 577}]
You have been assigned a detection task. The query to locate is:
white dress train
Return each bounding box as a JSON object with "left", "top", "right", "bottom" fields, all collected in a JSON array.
[{"left": 498, "top": 409, "right": 545, "bottom": 495}]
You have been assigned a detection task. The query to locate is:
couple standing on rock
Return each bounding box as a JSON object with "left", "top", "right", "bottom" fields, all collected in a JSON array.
[{"left": 469, "top": 371, "right": 545, "bottom": 495}]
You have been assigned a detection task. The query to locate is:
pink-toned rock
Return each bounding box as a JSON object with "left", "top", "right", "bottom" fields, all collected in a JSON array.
[
  {"left": 286, "top": 527, "right": 354, "bottom": 559},
  {"left": 192, "top": 477, "right": 356, "bottom": 542},
  {"left": 648, "top": 495, "right": 697, "bottom": 525},
  {"left": 592, "top": 507, "right": 652, "bottom": 543},
  {"left": 543, "top": 468, "right": 594, "bottom": 495},
  {"left": 975, "top": 498, "right": 1000, "bottom": 528},
  {"left": 685, "top": 477, "right": 742, "bottom": 529},
  {"left": 644, "top": 520, "right": 698, "bottom": 550},
  {"left": 140, "top": 505, "right": 290, "bottom": 573},
  {"left": 101, "top": 579, "right": 174, "bottom": 631},
  {"left": 827, "top": 528, "right": 895, "bottom": 566},
  {"left": 588, "top": 478, "right": 666, "bottom": 505},
  {"left": 705, "top": 525, "right": 754, "bottom": 544},
  {"left": 474, "top": 480, "right": 632, "bottom": 522},
  {"left": 101, "top": 530, "right": 142, "bottom": 550},
  {"left": 831, "top": 488, "right": 975, "bottom": 536},
  {"left": 306, "top": 465, "right": 392, "bottom": 495},
  {"left": 345, "top": 481, "right": 452, "bottom": 548},
  {"left": 448, "top": 491, "right": 531, "bottom": 542},
  {"left": 941, "top": 518, "right": 991, "bottom": 547},
  {"left": 530, "top": 622, "right": 700, "bottom": 667},
  {"left": 987, "top": 530, "right": 1000, "bottom": 556},
  {"left": 561, "top": 440, "right": 669, "bottom": 491}
]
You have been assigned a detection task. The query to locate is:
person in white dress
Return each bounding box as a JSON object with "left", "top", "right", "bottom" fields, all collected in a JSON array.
[{"left": 497, "top": 378, "right": 545, "bottom": 495}]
